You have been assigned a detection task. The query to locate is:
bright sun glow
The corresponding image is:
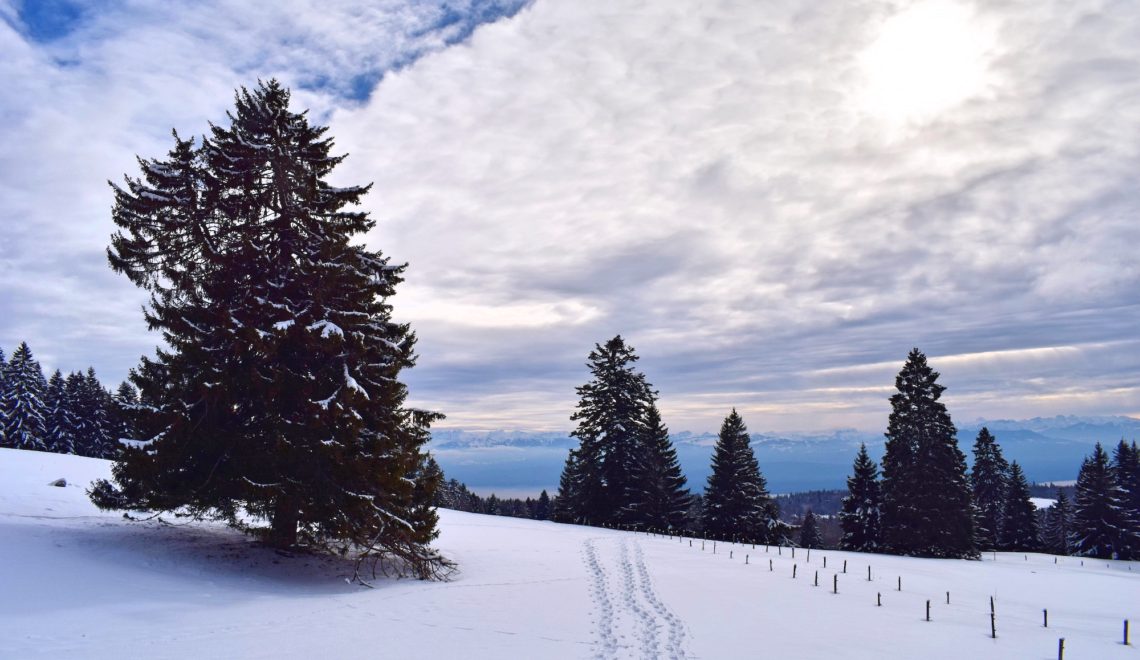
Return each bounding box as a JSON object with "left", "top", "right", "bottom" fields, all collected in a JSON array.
[{"left": 859, "top": 0, "right": 995, "bottom": 125}]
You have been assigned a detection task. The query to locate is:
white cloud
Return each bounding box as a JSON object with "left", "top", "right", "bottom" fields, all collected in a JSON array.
[{"left": 2, "top": 0, "right": 1138, "bottom": 432}]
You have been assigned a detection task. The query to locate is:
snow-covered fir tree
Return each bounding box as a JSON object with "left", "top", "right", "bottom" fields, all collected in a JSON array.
[
  {"left": 970, "top": 427, "right": 1009, "bottom": 550},
  {"left": 839, "top": 443, "right": 881, "bottom": 552},
  {"left": 1041, "top": 489, "right": 1072, "bottom": 555},
  {"left": 553, "top": 450, "right": 581, "bottom": 523},
  {"left": 1071, "top": 443, "right": 1129, "bottom": 559},
  {"left": 880, "top": 349, "right": 976, "bottom": 558},
  {"left": 90, "top": 81, "right": 447, "bottom": 579},
  {"left": 66, "top": 369, "right": 115, "bottom": 459},
  {"left": 559, "top": 335, "right": 655, "bottom": 526},
  {"left": 1110, "top": 440, "right": 1140, "bottom": 560},
  {"left": 999, "top": 461, "right": 1038, "bottom": 551},
  {"left": 0, "top": 346, "right": 7, "bottom": 446},
  {"left": 0, "top": 342, "right": 49, "bottom": 451},
  {"left": 702, "top": 409, "right": 784, "bottom": 544},
  {"left": 110, "top": 381, "right": 140, "bottom": 447},
  {"left": 42, "top": 370, "right": 75, "bottom": 454},
  {"left": 623, "top": 403, "right": 690, "bottom": 530},
  {"left": 799, "top": 509, "right": 822, "bottom": 549}
]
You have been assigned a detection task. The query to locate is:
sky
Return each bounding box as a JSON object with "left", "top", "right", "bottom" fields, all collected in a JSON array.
[{"left": 1, "top": 0, "right": 1138, "bottom": 434}]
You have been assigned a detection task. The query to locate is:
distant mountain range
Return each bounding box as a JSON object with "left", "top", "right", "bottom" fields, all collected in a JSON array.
[{"left": 428, "top": 415, "right": 1140, "bottom": 498}]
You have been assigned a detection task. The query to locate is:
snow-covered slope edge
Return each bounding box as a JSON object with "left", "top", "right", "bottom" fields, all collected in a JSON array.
[{"left": 1, "top": 448, "right": 1136, "bottom": 659}]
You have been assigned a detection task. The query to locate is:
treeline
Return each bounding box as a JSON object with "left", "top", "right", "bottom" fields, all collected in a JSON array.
[
  {"left": 839, "top": 394, "right": 1140, "bottom": 560},
  {"left": 0, "top": 341, "right": 136, "bottom": 459},
  {"left": 549, "top": 341, "right": 1140, "bottom": 560},
  {"left": 433, "top": 475, "right": 555, "bottom": 521}
]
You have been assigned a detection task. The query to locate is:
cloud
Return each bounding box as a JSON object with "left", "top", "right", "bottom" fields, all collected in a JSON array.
[{"left": 1, "top": 0, "right": 1138, "bottom": 433}]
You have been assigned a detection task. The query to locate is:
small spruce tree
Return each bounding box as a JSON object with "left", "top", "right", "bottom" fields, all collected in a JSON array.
[
  {"left": 1110, "top": 440, "right": 1140, "bottom": 560},
  {"left": 999, "top": 461, "right": 1038, "bottom": 551},
  {"left": 702, "top": 409, "right": 783, "bottom": 544},
  {"left": 0, "top": 342, "right": 48, "bottom": 451},
  {"left": 839, "top": 443, "right": 881, "bottom": 552},
  {"left": 799, "top": 509, "right": 822, "bottom": 549},
  {"left": 970, "top": 427, "right": 1009, "bottom": 550},
  {"left": 1071, "top": 443, "right": 1127, "bottom": 559},
  {"left": 1041, "top": 489, "right": 1072, "bottom": 555},
  {"left": 623, "top": 403, "right": 690, "bottom": 530}
]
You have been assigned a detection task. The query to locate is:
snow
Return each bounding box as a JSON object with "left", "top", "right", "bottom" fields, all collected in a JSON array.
[
  {"left": 308, "top": 319, "right": 343, "bottom": 338},
  {"left": 1031, "top": 497, "right": 1057, "bottom": 510},
  {"left": 1, "top": 448, "right": 1137, "bottom": 659}
]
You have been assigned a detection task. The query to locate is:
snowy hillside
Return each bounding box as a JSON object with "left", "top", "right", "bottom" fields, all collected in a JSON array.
[{"left": 1, "top": 448, "right": 1137, "bottom": 659}]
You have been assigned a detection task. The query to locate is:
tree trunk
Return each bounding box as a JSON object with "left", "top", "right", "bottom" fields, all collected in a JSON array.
[{"left": 270, "top": 494, "right": 299, "bottom": 548}]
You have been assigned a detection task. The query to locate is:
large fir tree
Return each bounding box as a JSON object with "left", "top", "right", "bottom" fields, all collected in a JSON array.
[
  {"left": 623, "top": 403, "right": 690, "bottom": 530},
  {"left": 839, "top": 443, "right": 881, "bottom": 552},
  {"left": 0, "top": 342, "right": 48, "bottom": 451},
  {"left": 999, "top": 461, "right": 1038, "bottom": 551},
  {"left": 702, "top": 409, "right": 783, "bottom": 543},
  {"left": 970, "top": 427, "right": 1009, "bottom": 550},
  {"left": 1071, "top": 443, "right": 1128, "bottom": 559},
  {"left": 558, "top": 335, "right": 655, "bottom": 525},
  {"left": 89, "top": 81, "right": 447, "bottom": 578},
  {"left": 879, "top": 349, "right": 976, "bottom": 558}
]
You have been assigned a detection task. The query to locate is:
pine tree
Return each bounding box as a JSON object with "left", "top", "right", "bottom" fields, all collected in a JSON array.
[
  {"left": 970, "top": 427, "right": 1009, "bottom": 550},
  {"left": 110, "top": 381, "right": 140, "bottom": 448},
  {"left": 90, "top": 81, "right": 447, "bottom": 578},
  {"left": 534, "top": 490, "right": 552, "bottom": 520},
  {"left": 1110, "top": 440, "right": 1140, "bottom": 560},
  {"left": 799, "top": 509, "right": 822, "bottom": 549},
  {"left": 65, "top": 369, "right": 115, "bottom": 458},
  {"left": 1071, "top": 443, "right": 1128, "bottom": 559},
  {"left": 702, "top": 410, "right": 783, "bottom": 544},
  {"left": 839, "top": 443, "right": 881, "bottom": 552},
  {"left": 553, "top": 450, "right": 580, "bottom": 523},
  {"left": 623, "top": 403, "right": 690, "bottom": 530},
  {"left": 880, "top": 349, "right": 976, "bottom": 558},
  {"left": 0, "top": 346, "right": 7, "bottom": 446},
  {"left": 0, "top": 342, "right": 49, "bottom": 451},
  {"left": 562, "top": 335, "right": 655, "bottom": 526},
  {"left": 1041, "top": 489, "right": 1072, "bottom": 555},
  {"left": 1000, "top": 462, "right": 1038, "bottom": 551},
  {"left": 43, "top": 370, "right": 75, "bottom": 454}
]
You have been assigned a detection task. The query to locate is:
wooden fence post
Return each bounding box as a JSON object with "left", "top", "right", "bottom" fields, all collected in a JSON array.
[
  {"left": 1043, "top": 609, "right": 1047, "bottom": 628},
  {"left": 1058, "top": 638, "right": 1064, "bottom": 659},
  {"left": 793, "top": 564, "right": 797, "bottom": 579},
  {"left": 833, "top": 574, "right": 838, "bottom": 594},
  {"left": 877, "top": 592, "right": 881, "bottom": 607},
  {"left": 926, "top": 600, "right": 931, "bottom": 622}
]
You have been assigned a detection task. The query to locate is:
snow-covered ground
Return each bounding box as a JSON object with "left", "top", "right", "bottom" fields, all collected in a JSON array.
[{"left": 1, "top": 448, "right": 1136, "bottom": 659}]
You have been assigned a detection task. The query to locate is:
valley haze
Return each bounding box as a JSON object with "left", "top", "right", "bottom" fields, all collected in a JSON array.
[{"left": 430, "top": 415, "right": 1140, "bottom": 497}]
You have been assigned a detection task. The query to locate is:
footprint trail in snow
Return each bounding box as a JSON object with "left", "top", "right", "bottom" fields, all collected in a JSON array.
[{"left": 583, "top": 536, "right": 687, "bottom": 659}]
